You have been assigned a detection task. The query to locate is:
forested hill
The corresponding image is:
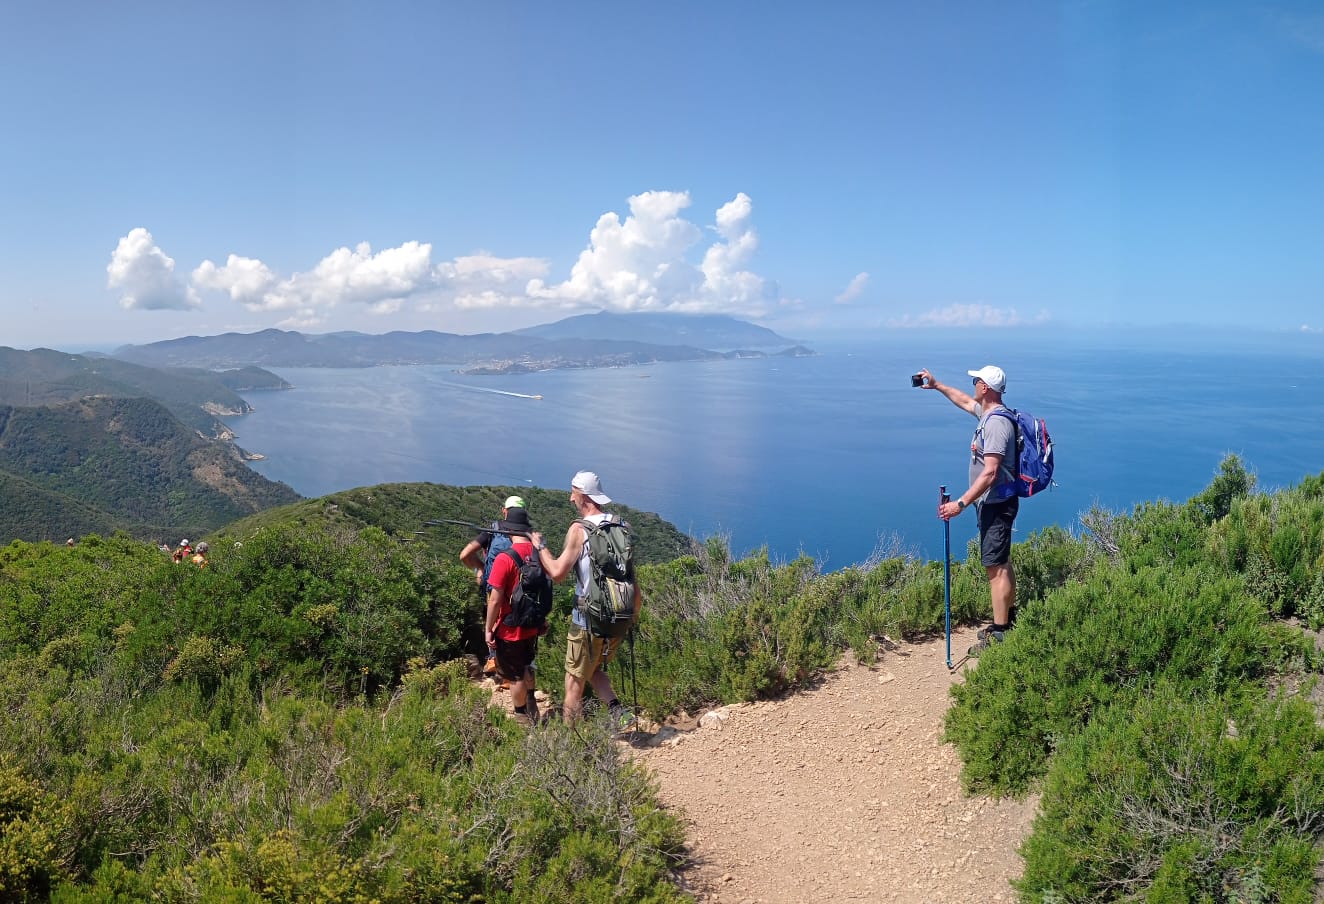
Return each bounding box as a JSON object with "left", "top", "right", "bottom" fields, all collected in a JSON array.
[
  {"left": 0, "top": 346, "right": 289, "bottom": 439},
  {"left": 217, "top": 482, "right": 698, "bottom": 565},
  {"left": 0, "top": 397, "right": 299, "bottom": 543}
]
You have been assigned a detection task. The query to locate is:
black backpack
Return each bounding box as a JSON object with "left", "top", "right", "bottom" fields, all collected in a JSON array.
[{"left": 499, "top": 548, "right": 554, "bottom": 630}]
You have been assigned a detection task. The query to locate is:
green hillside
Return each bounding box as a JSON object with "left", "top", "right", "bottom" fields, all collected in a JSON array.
[
  {"left": 0, "top": 396, "right": 299, "bottom": 542},
  {"left": 217, "top": 481, "right": 698, "bottom": 565},
  {"left": 0, "top": 457, "right": 1321, "bottom": 900},
  {"left": 0, "top": 345, "right": 288, "bottom": 438}
]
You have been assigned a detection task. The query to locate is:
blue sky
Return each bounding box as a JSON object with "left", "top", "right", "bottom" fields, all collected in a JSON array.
[{"left": 2, "top": 1, "right": 1322, "bottom": 351}]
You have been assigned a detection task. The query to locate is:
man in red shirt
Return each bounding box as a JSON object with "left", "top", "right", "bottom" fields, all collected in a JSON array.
[{"left": 484, "top": 507, "right": 543, "bottom": 724}]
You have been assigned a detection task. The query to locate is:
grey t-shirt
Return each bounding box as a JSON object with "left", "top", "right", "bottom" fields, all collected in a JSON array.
[{"left": 970, "top": 404, "right": 1016, "bottom": 503}]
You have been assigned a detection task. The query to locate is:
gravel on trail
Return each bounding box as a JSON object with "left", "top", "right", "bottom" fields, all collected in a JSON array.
[{"left": 630, "top": 627, "right": 1039, "bottom": 904}]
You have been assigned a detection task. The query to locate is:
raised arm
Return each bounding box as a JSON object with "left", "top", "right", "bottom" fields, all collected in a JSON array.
[{"left": 918, "top": 368, "right": 977, "bottom": 416}]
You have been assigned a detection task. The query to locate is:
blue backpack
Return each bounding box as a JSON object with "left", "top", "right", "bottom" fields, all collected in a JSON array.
[
  {"left": 987, "top": 408, "right": 1055, "bottom": 498},
  {"left": 481, "top": 522, "right": 513, "bottom": 592}
]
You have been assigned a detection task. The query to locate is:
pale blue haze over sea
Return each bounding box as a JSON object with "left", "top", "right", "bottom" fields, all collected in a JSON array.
[{"left": 223, "top": 330, "right": 1324, "bottom": 570}]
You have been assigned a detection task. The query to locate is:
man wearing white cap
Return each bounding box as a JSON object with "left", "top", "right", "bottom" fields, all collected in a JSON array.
[
  {"left": 460, "top": 494, "right": 528, "bottom": 676},
  {"left": 916, "top": 365, "right": 1018, "bottom": 653},
  {"left": 531, "top": 471, "right": 640, "bottom": 724}
]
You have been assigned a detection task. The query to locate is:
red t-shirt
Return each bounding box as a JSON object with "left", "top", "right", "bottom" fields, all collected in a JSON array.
[{"left": 487, "top": 540, "right": 541, "bottom": 642}]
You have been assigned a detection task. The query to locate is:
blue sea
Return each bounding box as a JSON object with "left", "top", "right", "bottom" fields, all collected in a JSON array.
[{"left": 222, "top": 328, "right": 1324, "bottom": 570}]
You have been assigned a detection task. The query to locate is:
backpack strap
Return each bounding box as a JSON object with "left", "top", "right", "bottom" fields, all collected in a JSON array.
[{"left": 982, "top": 408, "right": 1022, "bottom": 481}]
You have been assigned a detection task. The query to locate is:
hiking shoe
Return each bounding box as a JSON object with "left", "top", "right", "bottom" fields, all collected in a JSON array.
[
  {"left": 522, "top": 698, "right": 541, "bottom": 726},
  {"left": 483, "top": 656, "right": 498, "bottom": 676},
  {"left": 607, "top": 701, "right": 636, "bottom": 732},
  {"left": 968, "top": 630, "right": 1005, "bottom": 657}
]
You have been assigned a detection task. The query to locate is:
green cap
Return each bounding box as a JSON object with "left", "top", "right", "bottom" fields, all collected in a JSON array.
[{"left": 503, "top": 495, "right": 526, "bottom": 510}]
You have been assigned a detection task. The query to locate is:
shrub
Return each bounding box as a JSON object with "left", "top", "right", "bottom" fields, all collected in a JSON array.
[
  {"left": 1019, "top": 685, "right": 1324, "bottom": 902},
  {"left": 0, "top": 759, "right": 76, "bottom": 899},
  {"left": 944, "top": 564, "right": 1301, "bottom": 794}
]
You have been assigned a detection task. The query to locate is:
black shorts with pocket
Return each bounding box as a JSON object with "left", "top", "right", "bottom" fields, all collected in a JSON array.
[
  {"left": 494, "top": 635, "right": 538, "bottom": 681},
  {"left": 978, "top": 496, "right": 1019, "bottom": 566}
]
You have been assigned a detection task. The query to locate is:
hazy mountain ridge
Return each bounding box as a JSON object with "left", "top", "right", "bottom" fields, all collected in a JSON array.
[
  {"left": 512, "top": 311, "right": 795, "bottom": 348},
  {"left": 110, "top": 313, "right": 810, "bottom": 371},
  {"left": 0, "top": 346, "right": 287, "bottom": 438}
]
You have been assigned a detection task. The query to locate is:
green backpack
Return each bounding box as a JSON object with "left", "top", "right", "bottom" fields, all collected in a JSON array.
[{"left": 576, "top": 516, "right": 636, "bottom": 638}]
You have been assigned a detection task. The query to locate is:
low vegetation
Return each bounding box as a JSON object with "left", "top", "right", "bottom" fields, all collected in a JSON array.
[
  {"left": 0, "top": 455, "right": 1321, "bottom": 900},
  {"left": 0, "top": 396, "right": 299, "bottom": 543}
]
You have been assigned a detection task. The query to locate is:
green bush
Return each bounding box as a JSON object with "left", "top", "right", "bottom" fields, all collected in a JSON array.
[
  {"left": 0, "top": 759, "right": 75, "bottom": 899},
  {"left": 944, "top": 563, "right": 1300, "bottom": 794},
  {"left": 1020, "top": 685, "right": 1324, "bottom": 902}
]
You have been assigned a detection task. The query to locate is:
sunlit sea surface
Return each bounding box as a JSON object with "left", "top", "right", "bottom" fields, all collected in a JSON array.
[{"left": 223, "top": 329, "right": 1324, "bottom": 569}]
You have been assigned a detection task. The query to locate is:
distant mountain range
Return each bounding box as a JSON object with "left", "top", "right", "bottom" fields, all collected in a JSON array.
[
  {"left": 110, "top": 312, "right": 812, "bottom": 372},
  {"left": 0, "top": 312, "right": 805, "bottom": 542},
  {"left": 513, "top": 311, "right": 791, "bottom": 348}
]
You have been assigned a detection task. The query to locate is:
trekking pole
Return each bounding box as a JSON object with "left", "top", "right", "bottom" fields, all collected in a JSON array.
[
  {"left": 628, "top": 628, "right": 638, "bottom": 717},
  {"left": 941, "top": 485, "right": 953, "bottom": 670},
  {"left": 424, "top": 518, "right": 529, "bottom": 537}
]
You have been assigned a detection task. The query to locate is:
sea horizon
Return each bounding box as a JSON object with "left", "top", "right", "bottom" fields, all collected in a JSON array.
[{"left": 222, "top": 329, "right": 1324, "bottom": 570}]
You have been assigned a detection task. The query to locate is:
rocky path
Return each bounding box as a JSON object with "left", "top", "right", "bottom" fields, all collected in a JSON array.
[{"left": 631, "top": 627, "right": 1039, "bottom": 904}]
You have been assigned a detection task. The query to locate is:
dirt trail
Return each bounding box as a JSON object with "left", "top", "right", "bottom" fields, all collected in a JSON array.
[{"left": 632, "top": 627, "right": 1039, "bottom": 904}]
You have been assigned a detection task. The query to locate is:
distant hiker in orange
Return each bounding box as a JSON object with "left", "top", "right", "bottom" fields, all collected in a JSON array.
[
  {"left": 190, "top": 541, "right": 209, "bottom": 568},
  {"left": 171, "top": 539, "right": 192, "bottom": 563}
]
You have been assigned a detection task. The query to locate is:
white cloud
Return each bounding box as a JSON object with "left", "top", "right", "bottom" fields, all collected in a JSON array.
[
  {"left": 835, "top": 272, "right": 869, "bottom": 304},
  {"left": 888, "top": 304, "right": 1050, "bottom": 328},
  {"left": 107, "top": 228, "right": 200, "bottom": 311},
  {"left": 193, "top": 255, "right": 279, "bottom": 304},
  {"left": 141, "top": 189, "right": 777, "bottom": 331},
  {"left": 192, "top": 241, "right": 435, "bottom": 322},
  {"left": 527, "top": 190, "right": 774, "bottom": 316}
]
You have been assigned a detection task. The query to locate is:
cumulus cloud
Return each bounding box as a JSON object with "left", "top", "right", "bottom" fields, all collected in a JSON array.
[
  {"left": 436, "top": 253, "right": 550, "bottom": 311},
  {"left": 888, "top": 303, "right": 1050, "bottom": 329},
  {"left": 107, "top": 228, "right": 200, "bottom": 311},
  {"left": 835, "top": 272, "right": 870, "bottom": 305},
  {"left": 193, "top": 241, "right": 436, "bottom": 327},
  {"left": 132, "top": 189, "right": 776, "bottom": 330},
  {"left": 527, "top": 190, "right": 774, "bottom": 316}
]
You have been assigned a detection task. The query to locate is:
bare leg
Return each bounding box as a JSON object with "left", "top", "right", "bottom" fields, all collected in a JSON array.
[
  {"left": 511, "top": 675, "right": 530, "bottom": 711},
  {"left": 588, "top": 667, "right": 616, "bottom": 703},
  {"left": 563, "top": 671, "right": 586, "bottom": 721},
  {"left": 986, "top": 562, "right": 1016, "bottom": 626}
]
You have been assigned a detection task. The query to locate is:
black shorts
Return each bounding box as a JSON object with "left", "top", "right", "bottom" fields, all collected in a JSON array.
[
  {"left": 494, "top": 635, "right": 538, "bottom": 681},
  {"left": 978, "top": 496, "right": 1019, "bottom": 566}
]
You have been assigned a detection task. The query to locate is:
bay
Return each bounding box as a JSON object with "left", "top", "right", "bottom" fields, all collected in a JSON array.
[{"left": 223, "top": 329, "right": 1324, "bottom": 570}]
